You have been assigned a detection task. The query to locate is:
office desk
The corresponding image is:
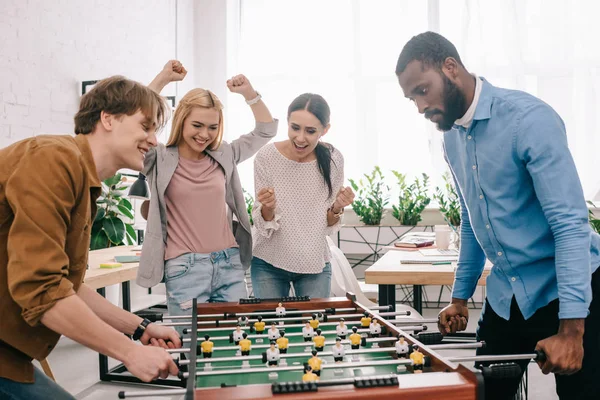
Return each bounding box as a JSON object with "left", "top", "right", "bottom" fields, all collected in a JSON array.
[{"left": 364, "top": 250, "right": 491, "bottom": 313}]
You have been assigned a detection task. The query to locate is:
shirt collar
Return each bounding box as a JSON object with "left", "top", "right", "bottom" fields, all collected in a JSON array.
[
  {"left": 455, "top": 75, "right": 483, "bottom": 128},
  {"left": 74, "top": 134, "right": 102, "bottom": 189}
]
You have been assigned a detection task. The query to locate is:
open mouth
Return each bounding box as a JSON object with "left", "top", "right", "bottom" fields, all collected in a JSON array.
[
  {"left": 138, "top": 147, "right": 147, "bottom": 158},
  {"left": 293, "top": 142, "right": 308, "bottom": 150}
]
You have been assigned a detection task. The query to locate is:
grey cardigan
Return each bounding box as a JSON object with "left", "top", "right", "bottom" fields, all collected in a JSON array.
[{"left": 135, "top": 120, "right": 278, "bottom": 288}]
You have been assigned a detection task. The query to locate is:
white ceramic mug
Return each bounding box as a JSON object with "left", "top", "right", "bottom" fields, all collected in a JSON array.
[{"left": 435, "top": 225, "right": 452, "bottom": 250}]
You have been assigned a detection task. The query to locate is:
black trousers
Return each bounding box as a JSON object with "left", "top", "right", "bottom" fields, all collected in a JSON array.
[{"left": 476, "top": 269, "right": 599, "bottom": 400}]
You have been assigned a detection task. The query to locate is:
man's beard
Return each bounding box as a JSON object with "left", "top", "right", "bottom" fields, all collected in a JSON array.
[{"left": 425, "top": 74, "right": 468, "bottom": 131}]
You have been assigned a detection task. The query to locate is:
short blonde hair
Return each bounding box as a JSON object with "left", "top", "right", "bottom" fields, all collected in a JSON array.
[
  {"left": 74, "top": 76, "right": 168, "bottom": 135},
  {"left": 166, "top": 88, "right": 224, "bottom": 150}
]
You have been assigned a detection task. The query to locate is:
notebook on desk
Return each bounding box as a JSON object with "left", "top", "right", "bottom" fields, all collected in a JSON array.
[{"left": 400, "top": 258, "right": 457, "bottom": 265}]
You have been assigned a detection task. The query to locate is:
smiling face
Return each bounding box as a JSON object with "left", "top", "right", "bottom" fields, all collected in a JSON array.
[
  {"left": 105, "top": 109, "right": 158, "bottom": 171},
  {"left": 178, "top": 107, "right": 220, "bottom": 159},
  {"left": 287, "top": 109, "right": 329, "bottom": 156},
  {"left": 398, "top": 60, "right": 467, "bottom": 132}
]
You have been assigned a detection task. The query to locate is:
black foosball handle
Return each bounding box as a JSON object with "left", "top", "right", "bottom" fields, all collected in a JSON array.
[
  {"left": 535, "top": 349, "right": 547, "bottom": 363},
  {"left": 239, "top": 296, "right": 310, "bottom": 304},
  {"left": 480, "top": 363, "right": 522, "bottom": 379},
  {"left": 135, "top": 312, "right": 163, "bottom": 322},
  {"left": 414, "top": 332, "right": 443, "bottom": 345}
]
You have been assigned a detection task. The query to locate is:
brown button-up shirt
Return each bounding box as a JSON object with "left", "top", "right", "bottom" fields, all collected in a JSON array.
[{"left": 0, "top": 134, "right": 101, "bottom": 383}]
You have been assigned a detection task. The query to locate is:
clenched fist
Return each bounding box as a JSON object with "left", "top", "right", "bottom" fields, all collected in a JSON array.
[
  {"left": 257, "top": 188, "right": 276, "bottom": 221},
  {"left": 227, "top": 74, "right": 258, "bottom": 102}
]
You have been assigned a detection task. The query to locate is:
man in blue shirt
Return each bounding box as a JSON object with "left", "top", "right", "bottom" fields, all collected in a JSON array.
[{"left": 396, "top": 31, "right": 599, "bottom": 400}]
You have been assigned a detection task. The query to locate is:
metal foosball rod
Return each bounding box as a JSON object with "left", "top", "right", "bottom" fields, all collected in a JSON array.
[
  {"left": 176, "top": 341, "right": 486, "bottom": 365},
  {"left": 143, "top": 305, "right": 395, "bottom": 321},
  {"left": 118, "top": 388, "right": 186, "bottom": 398},
  {"left": 184, "top": 317, "right": 418, "bottom": 334},
  {"left": 389, "top": 318, "right": 439, "bottom": 325},
  {"left": 180, "top": 358, "right": 415, "bottom": 378},
  {"left": 181, "top": 327, "right": 378, "bottom": 342},
  {"left": 169, "top": 335, "right": 418, "bottom": 353},
  {"left": 158, "top": 310, "right": 409, "bottom": 327},
  {"left": 448, "top": 350, "right": 545, "bottom": 364}
]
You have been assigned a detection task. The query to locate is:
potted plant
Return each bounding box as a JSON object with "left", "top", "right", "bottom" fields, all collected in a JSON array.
[
  {"left": 91, "top": 173, "right": 137, "bottom": 250},
  {"left": 391, "top": 172, "right": 431, "bottom": 226},
  {"left": 589, "top": 201, "right": 600, "bottom": 234},
  {"left": 349, "top": 166, "right": 390, "bottom": 226},
  {"left": 243, "top": 188, "right": 255, "bottom": 226},
  {"left": 434, "top": 172, "right": 461, "bottom": 248}
]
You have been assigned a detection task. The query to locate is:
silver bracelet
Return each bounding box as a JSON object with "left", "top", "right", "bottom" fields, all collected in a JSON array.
[{"left": 245, "top": 91, "right": 262, "bottom": 106}]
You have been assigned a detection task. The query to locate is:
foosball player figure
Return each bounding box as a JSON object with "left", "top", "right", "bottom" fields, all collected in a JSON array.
[
  {"left": 369, "top": 318, "right": 382, "bottom": 342},
  {"left": 254, "top": 316, "right": 266, "bottom": 334},
  {"left": 268, "top": 322, "right": 281, "bottom": 340},
  {"left": 308, "top": 350, "right": 323, "bottom": 376},
  {"left": 316, "top": 312, "right": 324, "bottom": 322},
  {"left": 238, "top": 315, "right": 249, "bottom": 326},
  {"left": 266, "top": 340, "right": 280, "bottom": 367},
  {"left": 275, "top": 302, "right": 286, "bottom": 317},
  {"left": 410, "top": 345, "right": 425, "bottom": 374},
  {"left": 336, "top": 318, "right": 348, "bottom": 339},
  {"left": 276, "top": 330, "right": 289, "bottom": 354},
  {"left": 360, "top": 311, "right": 372, "bottom": 328},
  {"left": 312, "top": 329, "right": 326, "bottom": 351},
  {"left": 349, "top": 326, "right": 362, "bottom": 350},
  {"left": 302, "top": 364, "right": 318, "bottom": 382},
  {"left": 239, "top": 332, "right": 252, "bottom": 356},
  {"left": 201, "top": 335, "right": 214, "bottom": 358},
  {"left": 302, "top": 321, "right": 315, "bottom": 342},
  {"left": 331, "top": 337, "right": 345, "bottom": 362},
  {"left": 232, "top": 324, "right": 244, "bottom": 345},
  {"left": 395, "top": 335, "right": 409, "bottom": 358},
  {"left": 309, "top": 314, "right": 320, "bottom": 330}
]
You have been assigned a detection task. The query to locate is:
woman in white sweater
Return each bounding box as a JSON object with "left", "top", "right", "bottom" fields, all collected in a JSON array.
[{"left": 251, "top": 93, "right": 354, "bottom": 299}]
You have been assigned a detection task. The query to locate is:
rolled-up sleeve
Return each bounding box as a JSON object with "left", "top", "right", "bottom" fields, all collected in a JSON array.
[{"left": 5, "top": 146, "right": 80, "bottom": 326}]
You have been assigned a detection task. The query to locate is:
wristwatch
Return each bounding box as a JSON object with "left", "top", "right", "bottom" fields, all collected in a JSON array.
[
  {"left": 132, "top": 318, "right": 152, "bottom": 341},
  {"left": 245, "top": 91, "right": 262, "bottom": 105}
]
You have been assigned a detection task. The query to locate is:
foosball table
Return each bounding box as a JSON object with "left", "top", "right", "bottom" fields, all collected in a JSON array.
[{"left": 118, "top": 294, "right": 545, "bottom": 399}]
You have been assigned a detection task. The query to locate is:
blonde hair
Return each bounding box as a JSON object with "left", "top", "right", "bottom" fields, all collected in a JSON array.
[{"left": 166, "top": 88, "right": 224, "bottom": 150}]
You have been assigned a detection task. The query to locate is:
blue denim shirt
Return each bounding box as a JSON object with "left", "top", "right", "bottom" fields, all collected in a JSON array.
[{"left": 444, "top": 78, "right": 600, "bottom": 320}]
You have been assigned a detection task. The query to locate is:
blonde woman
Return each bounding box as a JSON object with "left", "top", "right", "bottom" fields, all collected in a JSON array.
[{"left": 138, "top": 61, "right": 277, "bottom": 320}]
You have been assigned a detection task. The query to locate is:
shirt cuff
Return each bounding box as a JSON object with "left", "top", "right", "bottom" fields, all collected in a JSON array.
[
  {"left": 558, "top": 301, "right": 590, "bottom": 320},
  {"left": 21, "top": 278, "right": 76, "bottom": 327},
  {"left": 451, "top": 278, "right": 477, "bottom": 301},
  {"left": 253, "top": 204, "right": 282, "bottom": 238}
]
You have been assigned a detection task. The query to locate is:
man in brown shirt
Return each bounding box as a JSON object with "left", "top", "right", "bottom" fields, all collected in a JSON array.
[{"left": 0, "top": 70, "right": 186, "bottom": 399}]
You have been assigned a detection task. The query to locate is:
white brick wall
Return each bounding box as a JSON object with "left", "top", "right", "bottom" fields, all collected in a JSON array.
[{"left": 0, "top": 0, "right": 199, "bottom": 149}]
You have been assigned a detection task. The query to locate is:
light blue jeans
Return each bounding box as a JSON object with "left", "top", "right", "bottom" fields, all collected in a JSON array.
[
  {"left": 164, "top": 248, "right": 247, "bottom": 331},
  {"left": 0, "top": 367, "right": 75, "bottom": 400},
  {"left": 250, "top": 257, "right": 332, "bottom": 299}
]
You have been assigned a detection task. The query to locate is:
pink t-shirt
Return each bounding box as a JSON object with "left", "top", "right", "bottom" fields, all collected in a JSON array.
[{"left": 164, "top": 155, "right": 238, "bottom": 260}]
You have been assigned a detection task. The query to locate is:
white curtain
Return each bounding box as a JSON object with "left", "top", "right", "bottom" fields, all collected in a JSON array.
[{"left": 225, "top": 0, "right": 599, "bottom": 199}]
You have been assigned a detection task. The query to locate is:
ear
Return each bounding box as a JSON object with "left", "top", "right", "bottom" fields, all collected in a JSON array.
[
  {"left": 321, "top": 123, "right": 331, "bottom": 137},
  {"left": 442, "top": 57, "right": 460, "bottom": 80},
  {"left": 100, "top": 111, "right": 115, "bottom": 132}
]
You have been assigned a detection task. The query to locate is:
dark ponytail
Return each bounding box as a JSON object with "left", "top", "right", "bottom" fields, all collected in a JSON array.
[{"left": 287, "top": 93, "right": 335, "bottom": 198}]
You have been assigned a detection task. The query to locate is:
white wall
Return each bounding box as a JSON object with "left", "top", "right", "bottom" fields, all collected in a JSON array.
[{"left": 0, "top": 0, "right": 195, "bottom": 148}]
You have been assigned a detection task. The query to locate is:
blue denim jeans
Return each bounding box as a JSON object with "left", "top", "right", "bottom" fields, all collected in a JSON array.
[
  {"left": 165, "top": 248, "right": 247, "bottom": 332},
  {"left": 0, "top": 367, "right": 75, "bottom": 400},
  {"left": 250, "top": 257, "right": 331, "bottom": 299}
]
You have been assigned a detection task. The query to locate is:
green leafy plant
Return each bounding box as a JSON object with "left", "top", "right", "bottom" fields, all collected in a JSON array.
[
  {"left": 91, "top": 173, "right": 137, "bottom": 250},
  {"left": 243, "top": 188, "right": 255, "bottom": 226},
  {"left": 434, "top": 172, "right": 461, "bottom": 228},
  {"left": 391, "top": 172, "right": 431, "bottom": 226},
  {"left": 589, "top": 201, "right": 600, "bottom": 234},
  {"left": 349, "top": 166, "right": 390, "bottom": 225}
]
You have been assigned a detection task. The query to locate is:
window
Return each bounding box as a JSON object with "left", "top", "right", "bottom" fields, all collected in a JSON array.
[{"left": 227, "top": 0, "right": 599, "bottom": 199}]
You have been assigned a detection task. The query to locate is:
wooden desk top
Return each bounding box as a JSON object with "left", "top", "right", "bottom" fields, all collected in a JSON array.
[
  {"left": 84, "top": 245, "right": 139, "bottom": 289},
  {"left": 364, "top": 250, "right": 491, "bottom": 286}
]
